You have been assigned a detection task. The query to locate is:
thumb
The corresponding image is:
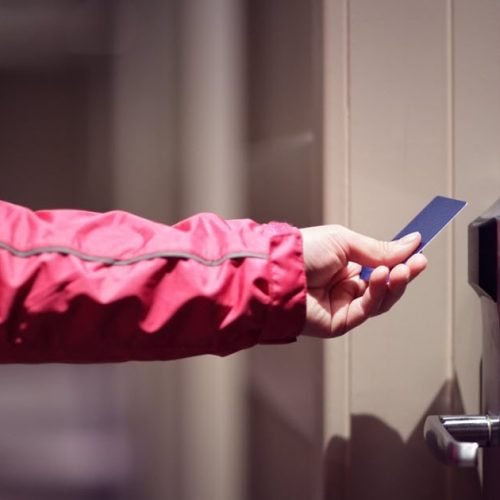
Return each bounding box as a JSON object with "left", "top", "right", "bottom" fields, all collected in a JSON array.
[{"left": 338, "top": 228, "right": 422, "bottom": 268}]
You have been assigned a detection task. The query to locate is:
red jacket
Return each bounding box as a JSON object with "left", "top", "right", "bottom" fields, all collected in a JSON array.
[{"left": 0, "top": 201, "right": 306, "bottom": 362}]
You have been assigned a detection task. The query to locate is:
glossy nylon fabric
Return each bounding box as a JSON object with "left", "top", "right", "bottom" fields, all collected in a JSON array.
[{"left": 0, "top": 201, "right": 306, "bottom": 362}]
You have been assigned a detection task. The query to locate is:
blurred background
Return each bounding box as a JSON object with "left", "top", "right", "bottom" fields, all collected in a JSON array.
[
  {"left": 0, "top": 1, "right": 499, "bottom": 499},
  {"left": 0, "top": 1, "right": 323, "bottom": 499}
]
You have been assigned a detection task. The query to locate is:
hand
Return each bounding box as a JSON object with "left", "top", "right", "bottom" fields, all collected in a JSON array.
[{"left": 300, "top": 225, "right": 427, "bottom": 338}]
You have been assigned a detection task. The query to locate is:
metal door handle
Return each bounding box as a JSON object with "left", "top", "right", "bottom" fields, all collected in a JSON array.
[{"left": 424, "top": 414, "right": 500, "bottom": 467}]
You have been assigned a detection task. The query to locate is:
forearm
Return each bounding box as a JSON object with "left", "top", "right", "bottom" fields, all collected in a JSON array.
[{"left": 0, "top": 201, "right": 306, "bottom": 362}]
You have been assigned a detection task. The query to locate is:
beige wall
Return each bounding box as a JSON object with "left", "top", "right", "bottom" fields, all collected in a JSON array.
[{"left": 323, "top": 0, "right": 500, "bottom": 498}]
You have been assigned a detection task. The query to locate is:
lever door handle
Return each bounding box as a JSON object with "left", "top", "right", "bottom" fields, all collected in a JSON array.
[{"left": 424, "top": 414, "right": 500, "bottom": 467}]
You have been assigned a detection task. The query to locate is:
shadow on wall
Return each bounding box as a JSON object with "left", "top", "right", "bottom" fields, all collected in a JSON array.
[
  {"left": 247, "top": 340, "right": 324, "bottom": 500},
  {"left": 324, "top": 377, "right": 482, "bottom": 500},
  {"left": 248, "top": 385, "right": 318, "bottom": 500}
]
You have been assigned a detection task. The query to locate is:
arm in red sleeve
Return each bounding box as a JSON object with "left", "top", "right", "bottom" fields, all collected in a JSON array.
[{"left": 0, "top": 201, "right": 306, "bottom": 362}]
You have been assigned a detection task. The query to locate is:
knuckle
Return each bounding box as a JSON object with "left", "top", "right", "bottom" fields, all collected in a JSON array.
[
  {"left": 327, "top": 227, "right": 349, "bottom": 267},
  {"left": 379, "top": 240, "right": 393, "bottom": 262}
]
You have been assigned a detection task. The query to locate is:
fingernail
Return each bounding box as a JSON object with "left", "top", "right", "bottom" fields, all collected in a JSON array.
[{"left": 398, "top": 232, "right": 420, "bottom": 245}]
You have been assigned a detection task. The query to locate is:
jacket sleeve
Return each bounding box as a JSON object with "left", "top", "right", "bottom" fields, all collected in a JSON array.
[{"left": 0, "top": 200, "right": 306, "bottom": 363}]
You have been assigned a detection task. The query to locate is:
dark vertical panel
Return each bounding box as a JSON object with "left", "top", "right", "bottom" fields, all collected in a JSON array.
[
  {"left": 0, "top": 67, "right": 87, "bottom": 208},
  {"left": 0, "top": 61, "right": 112, "bottom": 211},
  {"left": 245, "top": 1, "right": 324, "bottom": 499},
  {"left": 246, "top": 0, "right": 323, "bottom": 228}
]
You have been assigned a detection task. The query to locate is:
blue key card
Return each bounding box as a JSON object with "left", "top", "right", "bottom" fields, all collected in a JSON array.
[{"left": 359, "top": 196, "right": 467, "bottom": 281}]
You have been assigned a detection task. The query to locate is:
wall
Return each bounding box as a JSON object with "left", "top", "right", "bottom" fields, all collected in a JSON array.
[{"left": 323, "top": 1, "right": 500, "bottom": 498}]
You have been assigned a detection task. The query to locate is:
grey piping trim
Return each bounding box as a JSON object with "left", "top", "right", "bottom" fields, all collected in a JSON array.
[{"left": 0, "top": 241, "right": 268, "bottom": 267}]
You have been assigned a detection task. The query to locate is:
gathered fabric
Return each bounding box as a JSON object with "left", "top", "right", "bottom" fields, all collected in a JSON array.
[{"left": 0, "top": 201, "right": 306, "bottom": 363}]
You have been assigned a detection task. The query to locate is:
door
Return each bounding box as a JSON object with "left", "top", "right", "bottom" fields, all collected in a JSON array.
[{"left": 322, "top": 0, "right": 500, "bottom": 498}]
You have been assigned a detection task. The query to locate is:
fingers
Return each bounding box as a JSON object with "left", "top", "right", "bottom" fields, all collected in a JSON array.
[
  {"left": 375, "top": 255, "right": 425, "bottom": 314},
  {"left": 343, "top": 254, "right": 428, "bottom": 333},
  {"left": 361, "top": 266, "right": 390, "bottom": 312},
  {"left": 406, "top": 252, "right": 428, "bottom": 281},
  {"left": 333, "top": 226, "right": 422, "bottom": 269},
  {"left": 343, "top": 266, "right": 390, "bottom": 332},
  {"left": 376, "top": 263, "right": 410, "bottom": 314}
]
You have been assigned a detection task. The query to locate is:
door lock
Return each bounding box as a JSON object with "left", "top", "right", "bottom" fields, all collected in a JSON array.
[{"left": 424, "top": 414, "right": 500, "bottom": 467}]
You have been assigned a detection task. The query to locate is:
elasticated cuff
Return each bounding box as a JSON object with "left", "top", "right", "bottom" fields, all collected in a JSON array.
[{"left": 259, "top": 222, "right": 307, "bottom": 344}]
